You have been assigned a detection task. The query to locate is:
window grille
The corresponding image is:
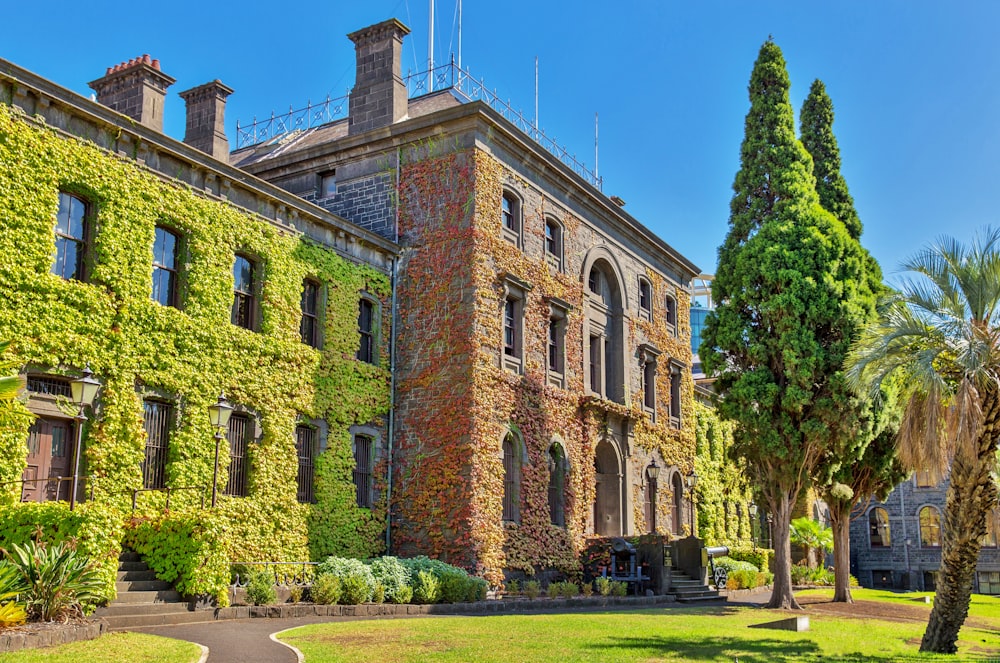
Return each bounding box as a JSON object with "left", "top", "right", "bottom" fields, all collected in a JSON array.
[
  {"left": 225, "top": 414, "right": 251, "bottom": 497},
  {"left": 26, "top": 376, "right": 72, "bottom": 397},
  {"left": 53, "top": 192, "right": 88, "bottom": 281},
  {"left": 142, "top": 401, "right": 172, "bottom": 490},
  {"left": 152, "top": 226, "right": 179, "bottom": 307},
  {"left": 353, "top": 435, "right": 372, "bottom": 508},
  {"left": 295, "top": 425, "right": 316, "bottom": 503},
  {"left": 502, "top": 434, "right": 519, "bottom": 523}
]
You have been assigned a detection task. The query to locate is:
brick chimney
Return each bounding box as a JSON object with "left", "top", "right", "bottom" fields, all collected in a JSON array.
[
  {"left": 178, "top": 80, "right": 234, "bottom": 162},
  {"left": 89, "top": 55, "right": 175, "bottom": 133},
  {"left": 347, "top": 19, "right": 410, "bottom": 136}
]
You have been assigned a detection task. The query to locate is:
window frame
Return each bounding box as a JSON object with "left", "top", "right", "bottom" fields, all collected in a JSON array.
[
  {"left": 52, "top": 191, "right": 91, "bottom": 282},
  {"left": 544, "top": 216, "right": 563, "bottom": 271},
  {"left": 668, "top": 360, "right": 684, "bottom": 429},
  {"left": 224, "top": 412, "right": 253, "bottom": 498},
  {"left": 868, "top": 507, "right": 891, "bottom": 548},
  {"left": 231, "top": 253, "right": 259, "bottom": 331},
  {"left": 357, "top": 296, "right": 378, "bottom": 364},
  {"left": 665, "top": 293, "right": 678, "bottom": 337},
  {"left": 501, "top": 275, "right": 531, "bottom": 375},
  {"left": 141, "top": 399, "right": 173, "bottom": 490},
  {"left": 546, "top": 297, "right": 570, "bottom": 388},
  {"left": 353, "top": 434, "right": 374, "bottom": 509},
  {"left": 295, "top": 424, "right": 318, "bottom": 504},
  {"left": 300, "top": 278, "right": 322, "bottom": 349},
  {"left": 638, "top": 277, "right": 652, "bottom": 321},
  {"left": 151, "top": 225, "right": 181, "bottom": 308},
  {"left": 502, "top": 432, "right": 521, "bottom": 524},
  {"left": 919, "top": 505, "right": 942, "bottom": 548},
  {"left": 317, "top": 170, "right": 337, "bottom": 199},
  {"left": 547, "top": 442, "right": 567, "bottom": 527},
  {"left": 500, "top": 190, "right": 522, "bottom": 249}
]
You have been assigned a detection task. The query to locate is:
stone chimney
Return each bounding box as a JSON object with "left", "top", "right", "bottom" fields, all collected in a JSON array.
[
  {"left": 89, "top": 55, "right": 175, "bottom": 133},
  {"left": 178, "top": 80, "right": 234, "bottom": 162},
  {"left": 347, "top": 19, "right": 410, "bottom": 136}
]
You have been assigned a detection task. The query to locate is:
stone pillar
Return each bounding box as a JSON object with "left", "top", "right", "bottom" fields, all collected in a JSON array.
[
  {"left": 88, "top": 55, "right": 175, "bottom": 132},
  {"left": 178, "top": 80, "right": 234, "bottom": 162},
  {"left": 347, "top": 18, "right": 411, "bottom": 136}
]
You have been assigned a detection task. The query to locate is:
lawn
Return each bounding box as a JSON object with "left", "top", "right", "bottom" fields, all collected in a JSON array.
[
  {"left": 277, "top": 589, "right": 1000, "bottom": 662},
  {"left": 0, "top": 632, "right": 202, "bottom": 663}
]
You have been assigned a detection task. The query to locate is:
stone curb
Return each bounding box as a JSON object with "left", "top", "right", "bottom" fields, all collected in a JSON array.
[{"left": 0, "top": 619, "right": 108, "bottom": 653}]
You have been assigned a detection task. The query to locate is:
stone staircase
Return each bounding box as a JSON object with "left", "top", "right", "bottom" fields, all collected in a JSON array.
[
  {"left": 664, "top": 568, "right": 726, "bottom": 604},
  {"left": 94, "top": 549, "right": 214, "bottom": 629}
]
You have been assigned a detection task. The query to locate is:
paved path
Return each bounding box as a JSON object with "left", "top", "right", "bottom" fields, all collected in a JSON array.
[{"left": 133, "top": 590, "right": 771, "bottom": 662}]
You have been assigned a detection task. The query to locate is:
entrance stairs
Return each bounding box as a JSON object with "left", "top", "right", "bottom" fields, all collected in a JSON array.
[
  {"left": 94, "top": 549, "right": 213, "bottom": 629},
  {"left": 664, "top": 567, "right": 726, "bottom": 604}
]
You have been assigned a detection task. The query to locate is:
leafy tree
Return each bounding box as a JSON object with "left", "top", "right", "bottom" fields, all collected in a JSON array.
[
  {"left": 848, "top": 228, "right": 1000, "bottom": 653},
  {"left": 800, "top": 80, "right": 903, "bottom": 603},
  {"left": 701, "top": 40, "right": 874, "bottom": 610},
  {"left": 789, "top": 516, "right": 833, "bottom": 567}
]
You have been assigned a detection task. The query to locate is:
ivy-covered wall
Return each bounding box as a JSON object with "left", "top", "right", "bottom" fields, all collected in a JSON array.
[
  {"left": 693, "top": 399, "right": 755, "bottom": 547},
  {"left": 0, "top": 100, "right": 392, "bottom": 564}
]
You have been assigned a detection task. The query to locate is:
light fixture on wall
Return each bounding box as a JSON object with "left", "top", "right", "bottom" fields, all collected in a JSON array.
[
  {"left": 646, "top": 458, "right": 660, "bottom": 482},
  {"left": 208, "top": 392, "right": 234, "bottom": 508},
  {"left": 69, "top": 365, "right": 101, "bottom": 510}
]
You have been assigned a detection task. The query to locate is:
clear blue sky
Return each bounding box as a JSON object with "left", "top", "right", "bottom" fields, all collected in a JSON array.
[{"left": 4, "top": 1, "right": 998, "bottom": 281}]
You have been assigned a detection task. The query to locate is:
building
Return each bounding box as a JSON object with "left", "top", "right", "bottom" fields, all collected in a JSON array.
[
  {"left": 850, "top": 473, "right": 1000, "bottom": 594},
  {"left": 1, "top": 17, "right": 702, "bottom": 584}
]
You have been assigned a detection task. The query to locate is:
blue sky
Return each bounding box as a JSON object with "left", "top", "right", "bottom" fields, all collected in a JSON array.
[{"left": 4, "top": 1, "right": 998, "bottom": 281}]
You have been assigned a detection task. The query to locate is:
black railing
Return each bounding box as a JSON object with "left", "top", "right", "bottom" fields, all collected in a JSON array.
[
  {"left": 131, "top": 485, "right": 207, "bottom": 513},
  {"left": 1, "top": 475, "right": 94, "bottom": 506}
]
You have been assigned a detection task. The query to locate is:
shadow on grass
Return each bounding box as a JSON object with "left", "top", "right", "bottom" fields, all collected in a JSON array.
[{"left": 586, "top": 634, "right": 910, "bottom": 662}]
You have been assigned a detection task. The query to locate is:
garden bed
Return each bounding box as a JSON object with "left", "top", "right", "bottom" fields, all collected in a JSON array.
[{"left": 0, "top": 619, "right": 107, "bottom": 653}]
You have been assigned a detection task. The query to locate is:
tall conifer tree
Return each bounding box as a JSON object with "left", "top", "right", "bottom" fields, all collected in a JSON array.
[{"left": 702, "top": 41, "right": 875, "bottom": 610}]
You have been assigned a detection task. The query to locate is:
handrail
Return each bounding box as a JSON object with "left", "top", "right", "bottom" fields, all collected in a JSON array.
[
  {"left": 1, "top": 475, "right": 95, "bottom": 505},
  {"left": 131, "top": 485, "right": 207, "bottom": 512}
]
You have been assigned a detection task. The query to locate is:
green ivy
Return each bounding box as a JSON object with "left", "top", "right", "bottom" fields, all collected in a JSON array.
[
  {"left": 0, "top": 98, "right": 392, "bottom": 596},
  {"left": 694, "top": 401, "right": 754, "bottom": 547}
]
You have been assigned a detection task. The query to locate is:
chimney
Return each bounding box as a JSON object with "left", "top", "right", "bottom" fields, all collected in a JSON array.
[
  {"left": 88, "top": 55, "right": 175, "bottom": 132},
  {"left": 178, "top": 80, "right": 234, "bottom": 162},
  {"left": 347, "top": 19, "right": 411, "bottom": 136}
]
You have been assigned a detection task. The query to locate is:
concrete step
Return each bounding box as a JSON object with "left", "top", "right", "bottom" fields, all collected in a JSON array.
[
  {"left": 116, "top": 580, "right": 172, "bottom": 592},
  {"left": 673, "top": 587, "right": 715, "bottom": 596},
  {"left": 677, "top": 594, "right": 726, "bottom": 604},
  {"left": 96, "top": 603, "right": 193, "bottom": 617},
  {"left": 103, "top": 610, "right": 216, "bottom": 630},
  {"left": 111, "top": 589, "right": 182, "bottom": 604},
  {"left": 117, "top": 570, "right": 159, "bottom": 582},
  {"left": 119, "top": 551, "right": 142, "bottom": 563},
  {"left": 118, "top": 561, "right": 151, "bottom": 573}
]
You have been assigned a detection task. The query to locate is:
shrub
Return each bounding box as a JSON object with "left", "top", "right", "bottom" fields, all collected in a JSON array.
[
  {"left": 610, "top": 581, "right": 628, "bottom": 597},
  {"left": 393, "top": 585, "right": 413, "bottom": 604},
  {"left": 372, "top": 582, "right": 385, "bottom": 604},
  {"left": 245, "top": 570, "right": 277, "bottom": 606},
  {"left": 288, "top": 586, "right": 304, "bottom": 603},
  {"left": 559, "top": 582, "right": 579, "bottom": 598},
  {"left": 412, "top": 570, "right": 440, "bottom": 604},
  {"left": 340, "top": 575, "right": 371, "bottom": 605},
  {"left": 546, "top": 582, "right": 560, "bottom": 599},
  {"left": 440, "top": 573, "right": 471, "bottom": 603},
  {"left": 316, "top": 557, "right": 375, "bottom": 602},
  {"left": 790, "top": 564, "right": 814, "bottom": 585},
  {"left": 581, "top": 583, "right": 593, "bottom": 598},
  {"left": 594, "top": 576, "right": 612, "bottom": 596},
  {"left": 727, "top": 547, "right": 773, "bottom": 573},
  {"left": 725, "top": 569, "right": 766, "bottom": 590},
  {"left": 523, "top": 580, "right": 541, "bottom": 599},
  {"left": 368, "top": 557, "right": 411, "bottom": 604},
  {"left": 310, "top": 574, "right": 341, "bottom": 605},
  {"left": 714, "top": 557, "right": 759, "bottom": 574},
  {"left": 2, "top": 541, "right": 106, "bottom": 622},
  {"left": 465, "top": 576, "right": 488, "bottom": 602},
  {"left": 505, "top": 579, "right": 520, "bottom": 595}
]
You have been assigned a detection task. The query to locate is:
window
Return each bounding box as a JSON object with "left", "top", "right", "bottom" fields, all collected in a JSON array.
[
  {"left": 295, "top": 425, "right": 317, "bottom": 504},
  {"left": 501, "top": 277, "right": 530, "bottom": 374},
  {"left": 919, "top": 506, "right": 941, "bottom": 547},
  {"left": 501, "top": 191, "right": 521, "bottom": 247},
  {"left": 318, "top": 170, "right": 337, "bottom": 198},
  {"left": 638, "top": 278, "right": 652, "bottom": 320},
  {"left": 665, "top": 294, "right": 677, "bottom": 336},
  {"left": 52, "top": 192, "right": 89, "bottom": 281},
  {"left": 589, "top": 334, "right": 603, "bottom": 394},
  {"left": 669, "top": 362, "right": 683, "bottom": 429},
  {"left": 643, "top": 360, "right": 656, "bottom": 411},
  {"left": 142, "top": 400, "right": 172, "bottom": 490},
  {"left": 231, "top": 254, "right": 257, "bottom": 330},
  {"left": 868, "top": 507, "right": 891, "bottom": 548},
  {"left": 225, "top": 413, "right": 251, "bottom": 497},
  {"left": 915, "top": 469, "right": 935, "bottom": 488},
  {"left": 301, "top": 280, "right": 321, "bottom": 348},
  {"left": 353, "top": 434, "right": 373, "bottom": 508},
  {"left": 502, "top": 433, "right": 520, "bottom": 523},
  {"left": 545, "top": 218, "right": 563, "bottom": 270},
  {"left": 586, "top": 260, "right": 624, "bottom": 403},
  {"left": 979, "top": 571, "right": 1000, "bottom": 595},
  {"left": 151, "top": 226, "right": 179, "bottom": 308},
  {"left": 547, "top": 300, "right": 568, "bottom": 387},
  {"left": 26, "top": 376, "right": 72, "bottom": 398},
  {"left": 548, "top": 443, "right": 566, "bottom": 527},
  {"left": 357, "top": 298, "right": 376, "bottom": 363}
]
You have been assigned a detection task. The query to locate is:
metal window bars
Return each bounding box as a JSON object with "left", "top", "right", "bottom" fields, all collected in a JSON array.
[{"left": 235, "top": 58, "right": 602, "bottom": 191}]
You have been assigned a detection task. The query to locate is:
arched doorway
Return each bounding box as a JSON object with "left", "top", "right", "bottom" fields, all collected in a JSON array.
[
  {"left": 594, "top": 438, "right": 622, "bottom": 536},
  {"left": 672, "top": 472, "right": 685, "bottom": 535}
]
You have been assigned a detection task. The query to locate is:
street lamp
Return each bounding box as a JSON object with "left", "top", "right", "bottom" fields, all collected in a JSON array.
[
  {"left": 686, "top": 471, "right": 699, "bottom": 535},
  {"left": 646, "top": 458, "right": 661, "bottom": 483},
  {"left": 749, "top": 502, "right": 758, "bottom": 551},
  {"left": 208, "top": 392, "right": 234, "bottom": 508},
  {"left": 69, "top": 365, "right": 101, "bottom": 510}
]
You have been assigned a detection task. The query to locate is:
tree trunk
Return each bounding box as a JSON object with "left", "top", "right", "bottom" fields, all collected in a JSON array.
[
  {"left": 830, "top": 499, "right": 853, "bottom": 603},
  {"left": 920, "top": 388, "right": 1000, "bottom": 653},
  {"left": 766, "top": 491, "right": 802, "bottom": 609}
]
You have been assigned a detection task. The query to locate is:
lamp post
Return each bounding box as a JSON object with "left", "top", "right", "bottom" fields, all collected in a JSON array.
[
  {"left": 749, "top": 502, "right": 758, "bottom": 552},
  {"left": 686, "top": 471, "right": 699, "bottom": 536},
  {"left": 646, "top": 458, "right": 660, "bottom": 531},
  {"left": 208, "top": 392, "right": 234, "bottom": 508},
  {"left": 69, "top": 365, "right": 101, "bottom": 510}
]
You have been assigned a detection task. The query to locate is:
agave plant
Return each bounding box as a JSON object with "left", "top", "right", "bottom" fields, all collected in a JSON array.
[
  {"left": 2, "top": 540, "right": 105, "bottom": 622},
  {"left": 0, "top": 560, "right": 27, "bottom": 628}
]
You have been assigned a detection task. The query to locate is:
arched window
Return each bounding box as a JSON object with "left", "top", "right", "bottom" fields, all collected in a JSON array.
[
  {"left": 919, "top": 506, "right": 941, "bottom": 548},
  {"left": 53, "top": 191, "right": 90, "bottom": 281},
  {"left": 502, "top": 433, "right": 521, "bottom": 523},
  {"left": 548, "top": 443, "right": 566, "bottom": 527},
  {"left": 868, "top": 507, "right": 891, "bottom": 547},
  {"left": 586, "top": 259, "right": 625, "bottom": 403}
]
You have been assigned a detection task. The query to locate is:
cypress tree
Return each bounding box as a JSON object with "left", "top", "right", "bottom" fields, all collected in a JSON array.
[{"left": 701, "top": 41, "right": 875, "bottom": 610}]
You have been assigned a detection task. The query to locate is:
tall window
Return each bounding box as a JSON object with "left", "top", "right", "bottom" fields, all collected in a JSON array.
[
  {"left": 545, "top": 218, "right": 563, "bottom": 270},
  {"left": 665, "top": 294, "right": 677, "bottom": 336},
  {"left": 232, "top": 254, "right": 256, "bottom": 330},
  {"left": 353, "top": 434, "right": 373, "bottom": 508},
  {"left": 142, "top": 401, "right": 172, "bottom": 490},
  {"left": 548, "top": 443, "right": 565, "bottom": 527},
  {"left": 643, "top": 359, "right": 657, "bottom": 412},
  {"left": 357, "top": 298, "right": 375, "bottom": 363},
  {"left": 501, "top": 280, "right": 527, "bottom": 374},
  {"left": 644, "top": 477, "right": 658, "bottom": 534},
  {"left": 919, "top": 506, "right": 941, "bottom": 548},
  {"left": 53, "top": 192, "right": 89, "bottom": 281},
  {"left": 225, "top": 413, "right": 251, "bottom": 497},
  {"left": 501, "top": 191, "right": 521, "bottom": 247},
  {"left": 151, "top": 226, "right": 179, "bottom": 307},
  {"left": 547, "top": 303, "right": 567, "bottom": 387},
  {"left": 586, "top": 261, "right": 624, "bottom": 403},
  {"left": 669, "top": 363, "right": 683, "bottom": 429},
  {"left": 502, "top": 433, "right": 520, "bottom": 523},
  {"left": 638, "top": 278, "right": 652, "bottom": 320},
  {"left": 295, "top": 425, "right": 316, "bottom": 504},
  {"left": 589, "top": 334, "right": 603, "bottom": 394},
  {"left": 868, "top": 507, "right": 891, "bottom": 547},
  {"left": 301, "top": 280, "right": 321, "bottom": 348}
]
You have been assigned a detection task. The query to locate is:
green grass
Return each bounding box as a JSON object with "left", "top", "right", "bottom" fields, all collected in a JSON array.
[
  {"left": 0, "top": 632, "right": 201, "bottom": 663},
  {"left": 277, "top": 590, "right": 1000, "bottom": 662}
]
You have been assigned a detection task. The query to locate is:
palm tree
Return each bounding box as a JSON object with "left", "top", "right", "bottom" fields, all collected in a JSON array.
[
  {"left": 789, "top": 517, "right": 833, "bottom": 568},
  {"left": 847, "top": 228, "right": 1000, "bottom": 654}
]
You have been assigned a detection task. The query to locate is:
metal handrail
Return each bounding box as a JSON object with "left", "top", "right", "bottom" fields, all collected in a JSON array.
[
  {"left": 131, "top": 485, "right": 207, "bottom": 512},
  {"left": 1, "top": 475, "right": 95, "bottom": 504}
]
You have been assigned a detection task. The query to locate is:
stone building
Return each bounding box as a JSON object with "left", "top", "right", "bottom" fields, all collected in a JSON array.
[
  {"left": 233, "top": 18, "right": 700, "bottom": 581},
  {"left": 850, "top": 474, "right": 1000, "bottom": 594}
]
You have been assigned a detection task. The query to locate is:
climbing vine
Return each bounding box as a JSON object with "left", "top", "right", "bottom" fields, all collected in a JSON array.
[{"left": 694, "top": 400, "right": 754, "bottom": 547}]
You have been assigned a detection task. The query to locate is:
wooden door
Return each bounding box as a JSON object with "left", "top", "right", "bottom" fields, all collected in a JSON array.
[{"left": 22, "top": 418, "right": 73, "bottom": 502}]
